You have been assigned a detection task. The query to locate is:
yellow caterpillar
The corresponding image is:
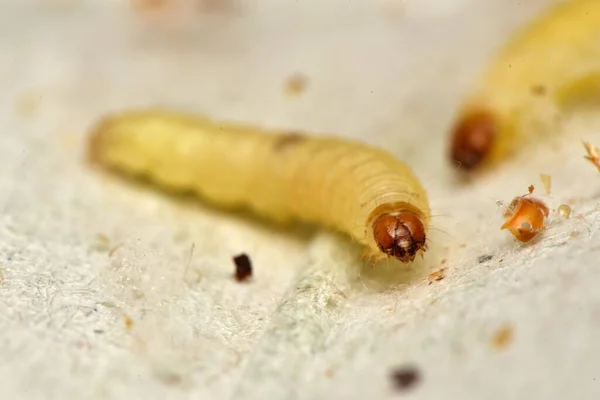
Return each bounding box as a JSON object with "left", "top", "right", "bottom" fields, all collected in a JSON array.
[
  {"left": 449, "top": 0, "right": 600, "bottom": 172},
  {"left": 88, "top": 109, "right": 431, "bottom": 264}
]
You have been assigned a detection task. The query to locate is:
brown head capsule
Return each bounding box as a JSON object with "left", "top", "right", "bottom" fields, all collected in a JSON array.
[
  {"left": 372, "top": 211, "right": 426, "bottom": 263},
  {"left": 449, "top": 110, "right": 497, "bottom": 170}
]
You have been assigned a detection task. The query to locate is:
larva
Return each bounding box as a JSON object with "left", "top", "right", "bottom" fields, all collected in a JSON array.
[
  {"left": 449, "top": 0, "right": 600, "bottom": 172},
  {"left": 88, "top": 109, "right": 431, "bottom": 263}
]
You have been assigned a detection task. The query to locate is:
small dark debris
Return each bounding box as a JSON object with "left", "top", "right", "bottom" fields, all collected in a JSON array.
[
  {"left": 428, "top": 268, "right": 446, "bottom": 284},
  {"left": 233, "top": 253, "right": 253, "bottom": 282},
  {"left": 530, "top": 84, "right": 547, "bottom": 96},
  {"left": 284, "top": 73, "right": 308, "bottom": 96},
  {"left": 93, "top": 329, "right": 105, "bottom": 334},
  {"left": 273, "top": 132, "right": 306, "bottom": 152},
  {"left": 491, "top": 325, "right": 514, "bottom": 350},
  {"left": 391, "top": 365, "right": 421, "bottom": 392},
  {"left": 478, "top": 254, "right": 493, "bottom": 263},
  {"left": 156, "top": 369, "right": 184, "bottom": 386},
  {"left": 123, "top": 314, "right": 134, "bottom": 329}
]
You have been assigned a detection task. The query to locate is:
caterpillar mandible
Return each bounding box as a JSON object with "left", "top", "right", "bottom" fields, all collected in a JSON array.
[
  {"left": 449, "top": 0, "right": 600, "bottom": 172},
  {"left": 88, "top": 109, "right": 431, "bottom": 264}
]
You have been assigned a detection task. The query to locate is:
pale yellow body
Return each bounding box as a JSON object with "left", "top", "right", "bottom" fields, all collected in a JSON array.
[
  {"left": 90, "top": 109, "right": 430, "bottom": 260},
  {"left": 461, "top": 0, "right": 600, "bottom": 166}
]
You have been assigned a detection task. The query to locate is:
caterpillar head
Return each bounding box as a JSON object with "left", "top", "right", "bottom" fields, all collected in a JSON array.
[
  {"left": 449, "top": 109, "right": 496, "bottom": 171},
  {"left": 373, "top": 212, "right": 427, "bottom": 263}
]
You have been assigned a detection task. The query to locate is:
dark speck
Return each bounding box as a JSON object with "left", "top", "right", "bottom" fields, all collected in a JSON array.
[
  {"left": 233, "top": 253, "right": 253, "bottom": 282},
  {"left": 273, "top": 132, "right": 306, "bottom": 152},
  {"left": 391, "top": 365, "right": 421, "bottom": 392},
  {"left": 531, "top": 84, "right": 547, "bottom": 96},
  {"left": 93, "top": 329, "right": 105, "bottom": 334},
  {"left": 478, "top": 254, "right": 493, "bottom": 263}
]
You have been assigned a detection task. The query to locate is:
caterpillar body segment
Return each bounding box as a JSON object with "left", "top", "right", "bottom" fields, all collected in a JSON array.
[
  {"left": 89, "top": 109, "right": 431, "bottom": 263},
  {"left": 449, "top": 0, "right": 600, "bottom": 172}
]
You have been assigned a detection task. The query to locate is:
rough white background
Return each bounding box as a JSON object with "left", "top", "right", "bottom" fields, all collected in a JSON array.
[{"left": 1, "top": 0, "right": 600, "bottom": 399}]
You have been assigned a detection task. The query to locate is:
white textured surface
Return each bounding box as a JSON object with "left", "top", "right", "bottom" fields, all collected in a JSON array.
[{"left": 1, "top": 0, "right": 600, "bottom": 399}]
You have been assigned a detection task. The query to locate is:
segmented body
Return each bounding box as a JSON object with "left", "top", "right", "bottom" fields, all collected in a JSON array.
[{"left": 89, "top": 109, "right": 431, "bottom": 262}]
